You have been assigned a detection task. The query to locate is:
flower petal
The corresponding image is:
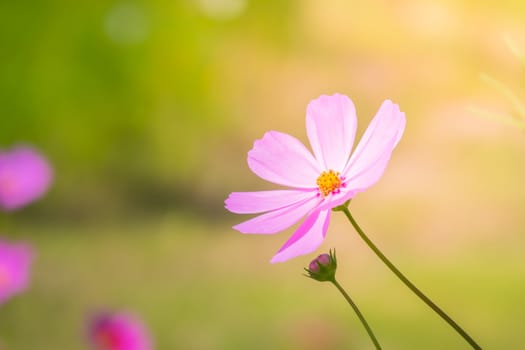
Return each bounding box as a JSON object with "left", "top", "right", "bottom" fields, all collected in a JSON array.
[
  {"left": 89, "top": 312, "right": 153, "bottom": 350},
  {"left": 0, "top": 146, "right": 53, "bottom": 211},
  {"left": 343, "top": 100, "right": 405, "bottom": 191},
  {"left": 225, "top": 190, "right": 314, "bottom": 214},
  {"left": 306, "top": 94, "right": 357, "bottom": 171},
  {"left": 247, "top": 131, "right": 321, "bottom": 188},
  {"left": 232, "top": 194, "right": 320, "bottom": 234},
  {"left": 316, "top": 186, "right": 358, "bottom": 212},
  {"left": 0, "top": 240, "right": 33, "bottom": 304},
  {"left": 270, "top": 209, "right": 331, "bottom": 263}
]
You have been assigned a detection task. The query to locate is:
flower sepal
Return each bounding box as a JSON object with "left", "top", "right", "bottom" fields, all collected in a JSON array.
[
  {"left": 332, "top": 200, "right": 351, "bottom": 212},
  {"left": 304, "top": 249, "right": 337, "bottom": 282}
]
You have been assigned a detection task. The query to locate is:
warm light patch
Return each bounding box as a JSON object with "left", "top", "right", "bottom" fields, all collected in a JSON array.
[{"left": 316, "top": 170, "right": 343, "bottom": 197}]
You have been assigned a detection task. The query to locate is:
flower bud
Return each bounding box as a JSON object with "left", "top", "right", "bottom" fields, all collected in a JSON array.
[{"left": 304, "top": 249, "right": 337, "bottom": 282}]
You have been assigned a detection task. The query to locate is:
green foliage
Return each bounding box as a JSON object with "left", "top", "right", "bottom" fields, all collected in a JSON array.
[{"left": 0, "top": 0, "right": 294, "bottom": 208}]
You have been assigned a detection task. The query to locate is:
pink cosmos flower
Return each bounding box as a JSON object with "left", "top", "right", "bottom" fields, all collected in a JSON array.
[
  {"left": 0, "top": 145, "right": 53, "bottom": 211},
  {"left": 0, "top": 239, "right": 33, "bottom": 304},
  {"left": 225, "top": 94, "right": 405, "bottom": 263},
  {"left": 88, "top": 311, "right": 153, "bottom": 350}
]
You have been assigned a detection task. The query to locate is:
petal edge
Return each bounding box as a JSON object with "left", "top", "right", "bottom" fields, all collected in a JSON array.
[
  {"left": 225, "top": 190, "right": 314, "bottom": 214},
  {"left": 270, "top": 209, "right": 331, "bottom": 263},
  {"left": 247, "top": 131, "right": 320, "bottom": 188},
  {"left": 232, "top": 194, "right": 320, "bottom": 234},
  {"left": 306, "top": 94, "right": 357, "bottom": 171}
]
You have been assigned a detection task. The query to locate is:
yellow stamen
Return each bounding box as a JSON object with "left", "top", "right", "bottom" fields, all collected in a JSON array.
[{"left": 316, "top": 170, "right": 342, "bottom": 197}]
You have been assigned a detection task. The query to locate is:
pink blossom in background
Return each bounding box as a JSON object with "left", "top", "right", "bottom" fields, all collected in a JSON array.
[
  {"left": 0, "top": 145, "right": 53, "bottom": 211},
  {"left": 225, "top": 94, "right": 406, "bottom": 263},
  {"left": 88, "top": 312, "right": 153, "bottom": 350},
  {"left": 0, "top": 239, "right": 33, "bottom": 304}
]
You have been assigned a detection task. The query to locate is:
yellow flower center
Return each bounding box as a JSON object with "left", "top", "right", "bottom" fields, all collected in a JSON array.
[{"left": 316, "top": 170, "right": 343, "bottom": 197}]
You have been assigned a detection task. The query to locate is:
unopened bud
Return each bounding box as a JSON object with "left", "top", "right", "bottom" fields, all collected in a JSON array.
[
  {"left": 304, "top": 249, "right": 337, "bottom": 282},
  {"left": 308, "top": 254, "right": 330, "bottom": 273}
]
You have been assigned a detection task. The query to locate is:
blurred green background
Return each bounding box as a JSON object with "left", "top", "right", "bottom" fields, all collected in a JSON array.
[{"left": 1, "top": 0, "right": 525, "bottom": 348}]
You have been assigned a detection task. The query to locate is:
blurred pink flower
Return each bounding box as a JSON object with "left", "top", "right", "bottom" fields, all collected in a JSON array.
[
  {"left": 0, "top": 145, "right": 53, "bottom": 211},
  {"left": 0, "top": 239, "right": 33, "bottom": 304},
  {"left": 88, "top": 312, "right": 153, "bottom": 350},
  {"left": 225, "top": 94, "right": 405, "bottom": 263}
]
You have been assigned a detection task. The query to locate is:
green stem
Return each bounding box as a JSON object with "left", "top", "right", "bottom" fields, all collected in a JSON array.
[
  {"left": 331, "top": 278, "right": 382, "bottom": 350},
  {"left": 340, "top": 206, "right": 482, "bottom": 349}
]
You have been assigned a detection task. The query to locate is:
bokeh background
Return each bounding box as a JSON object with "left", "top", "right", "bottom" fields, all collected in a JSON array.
[{"left": 1, "top": 0, "right": 525, "bottom": 348}]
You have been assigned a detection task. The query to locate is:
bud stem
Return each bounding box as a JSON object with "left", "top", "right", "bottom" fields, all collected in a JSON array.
[
  {"left": 340, "top": 206, "right": 482, "bottom": 350},
  {"left": 330, "top": 278, "right": 382, "bottom": 350}
]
